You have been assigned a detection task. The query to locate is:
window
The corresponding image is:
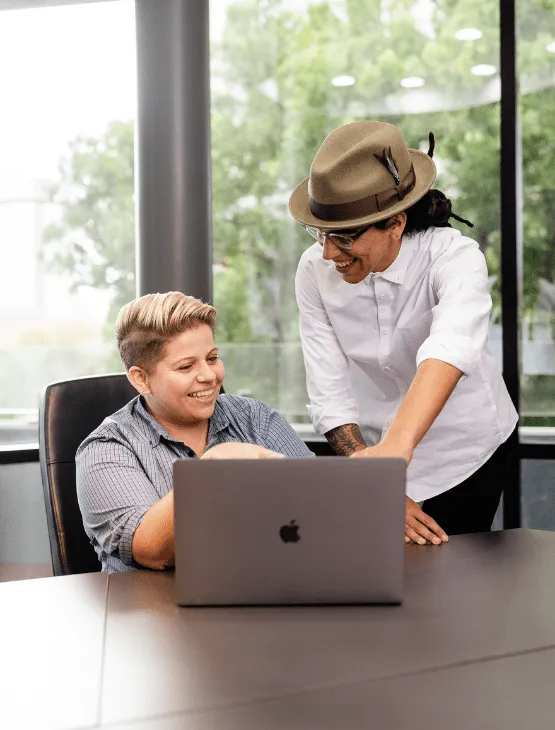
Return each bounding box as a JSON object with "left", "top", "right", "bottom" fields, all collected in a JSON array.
[
  {"left": 522, "top": 460, "right": 555, "bottom": 529},
  {"left": 210, "top": 0, "right": 500, "bottom": 431},
  {"left": 518, "top": 0, "right": 555, "bottom": 430},
  {"left": 0, "top": 0, "right": 136, "bottom": 444}
]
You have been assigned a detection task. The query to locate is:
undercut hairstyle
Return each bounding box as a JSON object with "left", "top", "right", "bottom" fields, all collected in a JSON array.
[{"left": 115, "top": 292, "right": 216, "bottom": 372}]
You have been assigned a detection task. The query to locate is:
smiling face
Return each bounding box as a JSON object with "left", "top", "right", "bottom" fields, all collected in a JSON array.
[
  {"left": 321, "top": 214, "right": 407, "bottom": 284},
  {"left": 128, "top": 324, "right": 225, "bottom": 428}
]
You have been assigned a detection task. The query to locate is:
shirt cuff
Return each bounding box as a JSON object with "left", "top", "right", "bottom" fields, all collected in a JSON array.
[
  {"left": 115, "top": 507, "right": 151, "bottom": 567},
  {"left": 307, "top": 402, "right": 360, "bottom": 435},
  {"left": 416, "top": 334, "right": 477, "bottom": 376}
]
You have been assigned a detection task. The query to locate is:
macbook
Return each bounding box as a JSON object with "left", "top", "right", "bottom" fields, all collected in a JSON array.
[{"left": 173, "top": 457, "right": 405, "bottom": 606}]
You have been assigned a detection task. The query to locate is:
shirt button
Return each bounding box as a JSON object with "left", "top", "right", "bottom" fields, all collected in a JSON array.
[
  {"left": 384, "top": 366, "right": 391, "bottom": 372},
  {"left": 379, "top": 294, "right": 386, "bottom": 299},
  {"left": 381, "top": 328, "right": 388, "bottom": 334}
]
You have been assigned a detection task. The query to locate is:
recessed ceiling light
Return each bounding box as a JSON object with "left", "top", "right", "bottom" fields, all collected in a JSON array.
[
  {"left": 471, "top": 64, "right": 497, "bottom": 76},
  {"left": 547, "top": 41, "right": 555, "bottom": 53},
  {"left": 331, "top": 75, "right": 356, "bottom": 87},
  {"left": 455, "top": 28, "right": 483, "bottom": 41},
  {"left": 400, "top": 76, "right": 426, "bottom": 88}
]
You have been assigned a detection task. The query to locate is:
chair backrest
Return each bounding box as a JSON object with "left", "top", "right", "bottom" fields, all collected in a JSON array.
[{"left": 39, "top": 373, "right": 137, "bottom": 576}]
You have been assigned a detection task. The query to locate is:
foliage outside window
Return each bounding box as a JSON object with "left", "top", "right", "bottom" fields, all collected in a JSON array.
[{"left": 3, "top": 0, "right": 555, "bottom": 443}]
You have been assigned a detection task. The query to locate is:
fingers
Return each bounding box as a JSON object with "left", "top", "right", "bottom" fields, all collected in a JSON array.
[
  {"left": 201, "top": 443, "right": 257, "bottom": 459},
  {"left": 405, "top": 500, "right": 449, "bottom": 545},
  {"left": 201, "top": 443, "right": 286, "bottom": 460},
  {"left": 259, "top": 448, "right": 286, "bottom": 459},
  {"left": 405, "top": 519, "right": 442, "bottom": 545},
  {"left": 200, "top": 449, "right": 217, "bottom": 460},
  {"left": 405, "top": 524, "right": 428, "bottom": 545},
  {"left": 417, "top": 510, "right": 448, "bottom": 542}
]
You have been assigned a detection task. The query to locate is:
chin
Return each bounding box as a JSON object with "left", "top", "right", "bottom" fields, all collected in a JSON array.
[
  {"left": 192, "top": 398, "right": 216, "bottom": 410},
  {"left": 183, "top": 403, "right": 216, "bottom": 424},
  {"left": 342, "top": 272, "right": 366, "bottom": 284}
]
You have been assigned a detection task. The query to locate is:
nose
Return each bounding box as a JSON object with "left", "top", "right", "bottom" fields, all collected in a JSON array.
[
  {"left": 197, "top": 360, "right": 217, "bottom": 383},
  {"left": 321, "top": 236, "right": 343, "bottom": 261}
]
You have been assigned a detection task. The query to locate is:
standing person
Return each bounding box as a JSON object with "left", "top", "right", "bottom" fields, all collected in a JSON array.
[{"left": 289, "top": 121, "right": 518, "bottom": 544}]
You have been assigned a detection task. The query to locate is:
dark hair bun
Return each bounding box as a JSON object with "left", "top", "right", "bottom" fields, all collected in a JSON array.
[
  {"left": 403, "top": 188, "right": 473, "bottom": 234},
  {"left": 408, "top": 189, "right": 452, "bottom": 229},
  {"left": 425, "top": 190, "right": 452, "bottom": 226}
]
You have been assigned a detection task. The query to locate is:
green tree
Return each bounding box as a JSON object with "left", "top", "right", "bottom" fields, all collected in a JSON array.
[
  {"left": 43, "top": 0, "right": 555, "bottom": 419},
  {"left": 44, "top": 120, "right": 135, "bottom": 328}
]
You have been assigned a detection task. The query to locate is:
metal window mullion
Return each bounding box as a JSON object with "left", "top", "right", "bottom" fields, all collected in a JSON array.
[
  {"left": 500, "top": 0, "right": 522, "bottom": 528},
  {"left": 134, "top": 0, "right": 212, "bottom": 302}
]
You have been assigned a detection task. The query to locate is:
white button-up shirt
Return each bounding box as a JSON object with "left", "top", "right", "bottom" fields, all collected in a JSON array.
[{"left": 295, "top": 226, "right": 518, "bottom": 502}]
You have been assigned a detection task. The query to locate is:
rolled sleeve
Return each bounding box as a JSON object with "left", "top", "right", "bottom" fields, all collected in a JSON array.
[
  {"left": 416, "top": 242, "right": 492, "bottom": 376},
  {"left": 76, "top": 436, "right": 162, "bottom": 568},
  {"left": 295, "top": 255, "right": 359, "bottom": 434}
]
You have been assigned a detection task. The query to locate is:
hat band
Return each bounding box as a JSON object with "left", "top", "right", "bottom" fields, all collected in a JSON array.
[{"left": 309, "top": 163, "right": 416, "bottom": 222}]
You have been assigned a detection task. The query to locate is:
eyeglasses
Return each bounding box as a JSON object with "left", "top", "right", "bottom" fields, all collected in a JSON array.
[{"left": 302, "top": 224, "right": 369, "bottom": 250}]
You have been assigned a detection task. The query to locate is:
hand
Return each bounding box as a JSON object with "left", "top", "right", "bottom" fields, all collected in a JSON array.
[
  {"left": 350, "top": 439, "right": 414, "bottom": 465},
  {"left": 405, "top": 496, "right": 448, "bottom": 545},
  {"left": 201, "top": 442, "right": 285, "bottom": 460}
]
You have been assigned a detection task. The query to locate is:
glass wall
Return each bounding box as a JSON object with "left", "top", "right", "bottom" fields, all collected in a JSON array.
[
  {"left": 518, "top": 0, "right": 555, "bottom": 428},
  {"left": 210, "top": 0, "right": 501, "bottom": 429},
  {"left": 522, "top": 460, "right": 555, "bottom": 529},
  {"left": 3, "top": 0, "right": 554, "bottom": 453},
  {"left": 0, "top": 1, "right": 136, "bottom": 444}
]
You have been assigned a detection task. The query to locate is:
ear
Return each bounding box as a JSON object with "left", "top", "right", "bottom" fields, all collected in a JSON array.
[
  {"left": 389, "top": 212, "right": 407, "bottom": 237},
  {"left": 128, "top": 366, "right": 151, "bottom": 396}
]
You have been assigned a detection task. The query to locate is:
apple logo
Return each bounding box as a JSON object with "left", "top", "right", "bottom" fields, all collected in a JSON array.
[{"left": 279, "top": 520, "right": 300, "bottom": 543}]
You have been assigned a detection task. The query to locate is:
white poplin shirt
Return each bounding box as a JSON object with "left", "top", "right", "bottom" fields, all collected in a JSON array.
[{"left": 295, "top": 226, "right": 518, "bottom": 502}]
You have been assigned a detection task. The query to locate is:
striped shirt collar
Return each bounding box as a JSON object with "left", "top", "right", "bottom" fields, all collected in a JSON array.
[{"left": 133, "top": 395, "right": 231, "bottom": 447}]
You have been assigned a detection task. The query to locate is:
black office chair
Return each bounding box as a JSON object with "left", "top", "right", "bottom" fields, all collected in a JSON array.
[{"left": 39, "top": 373, "right": 137, "bottom": 576}]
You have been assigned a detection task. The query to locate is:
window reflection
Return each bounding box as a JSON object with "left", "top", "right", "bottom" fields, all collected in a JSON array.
[
  {"left": 518, "top": 0, "right": 555, "bottom": 427},
  {"left": 0, "top": 1, "right": 136, "bottom": 444},
  {"left": 210, "top": 0, "right": 501, "bottom": 426}
]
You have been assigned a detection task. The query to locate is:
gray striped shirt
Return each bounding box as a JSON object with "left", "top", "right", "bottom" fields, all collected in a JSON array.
[{"left": 76, "top": 394, "right": 313, "bottom": 572}]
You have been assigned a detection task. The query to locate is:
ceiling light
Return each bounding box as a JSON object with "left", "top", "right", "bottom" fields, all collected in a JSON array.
[
  {"left": 400, "top": 76, "right": 426, "bottom": 88},
  {"left": 547, "top": 41, "right": 555, "bottom": 53},
  {"left": 331, "top": 75, "right": 356, "bottom": 87},
  {"left": 471, "top": 64, "right": 497, "bottom": 76},
  {"left": 455, "top": 28, "right": 483, "bottom": 41}
]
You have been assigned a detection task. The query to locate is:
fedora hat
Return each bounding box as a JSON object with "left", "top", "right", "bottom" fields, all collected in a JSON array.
[{"left": 288, "top": 121, "right": 436, "bottom": 230}]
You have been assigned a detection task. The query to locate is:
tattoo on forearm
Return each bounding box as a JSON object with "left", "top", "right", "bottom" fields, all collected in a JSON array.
[{"left": 325, "top": 424, "right": 366, "bottom": 456}]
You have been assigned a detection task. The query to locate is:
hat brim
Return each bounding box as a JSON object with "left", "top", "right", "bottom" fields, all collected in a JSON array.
[{"left": 288, "top": 149, "right": 437, "bottom": 230}]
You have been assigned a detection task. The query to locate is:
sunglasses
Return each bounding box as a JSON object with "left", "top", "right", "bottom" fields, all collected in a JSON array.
[{"left": 302, "top": 224, "right": 370, "bottom": 250}]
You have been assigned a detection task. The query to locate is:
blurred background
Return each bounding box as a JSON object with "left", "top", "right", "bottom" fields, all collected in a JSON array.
[{"left": 0, "top": 1, "right": 554, "bottom": 546}]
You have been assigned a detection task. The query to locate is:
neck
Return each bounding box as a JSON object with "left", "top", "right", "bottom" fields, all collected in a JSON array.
[
  {"left": 144, "top": 401, "right": 210, "bottom": 453},
  {"left": 374, "top": 238, "right": 402, "bottom": 273}
]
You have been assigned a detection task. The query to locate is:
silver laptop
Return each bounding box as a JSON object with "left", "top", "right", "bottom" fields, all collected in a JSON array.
[{"left": 173, "top": 457, "right": 405, "bottom": 606}]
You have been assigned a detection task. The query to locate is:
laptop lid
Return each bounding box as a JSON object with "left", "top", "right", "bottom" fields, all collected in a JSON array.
[{"left": 173, "top": 457, "right": 405, "bottom": 606}]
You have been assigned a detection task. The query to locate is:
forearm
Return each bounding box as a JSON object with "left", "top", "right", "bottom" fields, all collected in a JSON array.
[
  {"left": 132, "top": 490, "right": 175, "bottom": 570},
  {"left": 325, "top": 423, "right": 367, "bottom": 456},
  {"left": 384, "top": 358, "right": 463, "bottom": 451}
]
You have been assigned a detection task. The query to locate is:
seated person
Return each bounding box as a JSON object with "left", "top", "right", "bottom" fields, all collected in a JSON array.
[{"left": 76, "top": 291, "right": 313, "bottom": 573}]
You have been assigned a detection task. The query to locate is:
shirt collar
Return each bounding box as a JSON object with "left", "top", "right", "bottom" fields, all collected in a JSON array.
[
  {"left": 207, "top": 397, "right": 231, "bottom": 441},
  {"left": 134, "top": 396, "right": 177, "bottom": 446},
  {"left": 133, "top": 394, "right": 230, "bottom": 447},
  {"left": 371, "top": 236, "right": 414, "bottom": 285}
]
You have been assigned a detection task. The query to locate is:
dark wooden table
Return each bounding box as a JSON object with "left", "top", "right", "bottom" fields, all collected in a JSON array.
[{"left": 2, "top": 529, "right": 555, "bottom": 729}]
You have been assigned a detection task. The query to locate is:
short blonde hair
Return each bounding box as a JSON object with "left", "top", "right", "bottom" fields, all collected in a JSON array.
[{"left": 115, "top": 292, "right": 216, "bottom": 372}]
